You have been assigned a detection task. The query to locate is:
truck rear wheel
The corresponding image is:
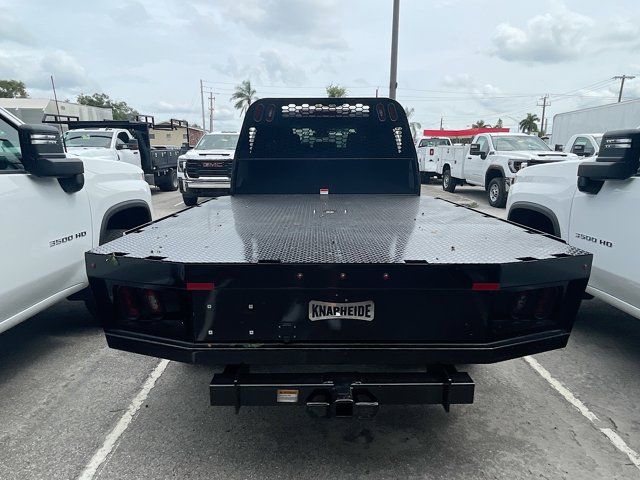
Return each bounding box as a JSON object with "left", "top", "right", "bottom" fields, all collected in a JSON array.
[
  {"left": 183, "top": 194, "right": 198, "bottom": 207},
  {"left": 442, "top": 169, "right": 456, "bottom": 193},
  {"left": 158, "top": 169, "right": 179, "bottom": 192},
  {"left": 488, "top": 177, "right": 507, "bottom": 208}
]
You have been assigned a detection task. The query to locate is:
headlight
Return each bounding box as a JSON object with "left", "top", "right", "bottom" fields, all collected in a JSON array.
[
  {"left": 508, "top": 159, "right": 527, "bottom": 173},
  {"left": 178, "top": 160, "right": 186, "bottom": 172}
]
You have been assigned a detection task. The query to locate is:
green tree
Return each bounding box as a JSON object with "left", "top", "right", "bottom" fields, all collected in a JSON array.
[
  {"left": 77, "top": 92, "right": 138, "bottom": 120},
  {"left": 519, "top": 113, "right": 540, "bottom": 134},
  {"left": 405, "top": 107, "right": 422, "bottom": 140},
  {"left": 472, "top": 120, "right": 487, "bottom": 128},
  {"left": 326, "top": 84, "right": 347, "bottom": 97},
  {"left": 495, "top": 118, "right": 503, "bottom": 128},
  {"left": 0, "top": 79, "right": 28, "bottom": 98},
  {"left": 230, "top": 80, "right": 257, "bottom": 116}
]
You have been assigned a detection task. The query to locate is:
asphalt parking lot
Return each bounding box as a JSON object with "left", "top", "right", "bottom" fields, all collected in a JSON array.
[{"left": 2, "top": 186, "right": 639, "bottom": 480}]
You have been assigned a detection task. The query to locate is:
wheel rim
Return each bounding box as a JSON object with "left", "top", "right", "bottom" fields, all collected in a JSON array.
[
  {"left": 489, "top": 183, "right": 500, "bottom": 202},
  {"left": 172, "top": 171, "right": 178, "bottom": 188},
  {"left": 443, "top": 173, "right": 449, "bottom": 188}
]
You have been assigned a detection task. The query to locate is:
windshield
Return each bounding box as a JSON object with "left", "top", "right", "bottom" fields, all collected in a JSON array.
[
  {"left": 423, "top": 138, "right": 451, "bottom": 147},
  {"left": 491, "top": 135, "right": 551, "bottom": 151},
  {"left": 195, "top": 133, "right": 239, "bottom": 150},
  {"left": 64, "top": 132, "right": 113, "bottom": 148}
]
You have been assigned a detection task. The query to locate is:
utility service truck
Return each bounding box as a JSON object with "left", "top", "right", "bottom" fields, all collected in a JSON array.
[
  {"left": 415, "top": 136, "right": 452, "bottom": 183},
  {"left": 44, "top": 115, "right": 186, "bottom": 191},
  {"left": 177, "top": 131, "right": 239, "bottom": 206},
  {"left": 0, "top": 107, "right": 152, "bottom": 334},
  {"left": 440, "top": 133, "right": 576, "bottom": 207},
  {"left": 508, "top": 129, "right": 640, "bottom": 320},
  {"left": 86, "top": 98, "right": 591, "bottom": 418}
]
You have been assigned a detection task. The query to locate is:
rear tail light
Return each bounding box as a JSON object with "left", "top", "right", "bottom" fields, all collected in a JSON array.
[
  {"left": 509, "top": 287, "right": 561, "bottom": 321},
  {"left": 534, "top": 287, "right": 559, "bottom": 320},
  {"left": 510, "top": 292, "right": 531, "bottom": 320},
  {"left": 117, "top": 287, "right": 140, "bottom": 320},
  {"left": 144, "top": 289, "right": 164, "bottom": 319},
  {"left": 111, "top": 285, "right": 190, "bottom": 339}
]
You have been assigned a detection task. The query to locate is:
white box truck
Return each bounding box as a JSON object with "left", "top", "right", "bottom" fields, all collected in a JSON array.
[{"left": 551, "top": 99, "right": 640, "bottom": 150}]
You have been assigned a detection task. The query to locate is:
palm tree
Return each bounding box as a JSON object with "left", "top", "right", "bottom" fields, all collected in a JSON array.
[
  {"left": 519, "top": 113, "right": 540, "bottom": 134},
  {"left": 472, "top": 120, "right": 487, "bottom": 128},
  {"left": 405, "top": 107, "right": 422, "bottom": 140},
  {"left": 230, "top": 80, "right": 257, "bottom": 116}
]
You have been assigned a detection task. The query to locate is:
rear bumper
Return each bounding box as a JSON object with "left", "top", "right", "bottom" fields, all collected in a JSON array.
[
  {"left": 105, "top": 329, "right": 569, "bottom": 366},
  {"left": 210, "top": 365, "right": 474, "bottom": 414}
]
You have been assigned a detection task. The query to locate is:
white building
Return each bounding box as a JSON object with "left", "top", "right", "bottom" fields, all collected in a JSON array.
[{"left": 0, "top": 98, "right": 113, "bottom": 124}]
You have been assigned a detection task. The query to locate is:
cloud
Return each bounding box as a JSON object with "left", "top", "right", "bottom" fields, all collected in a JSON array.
[
  {"left": 213, "top": 0, "right": 347, "bottom": 50},
  {"left": 441, "top": 73, "right": 504, "bottom": 109},
  {"left": 489, "top": 4, "right": 594, "bottom": 63},
  {"left": 0, "top": 11, "right": 36, "bottom": 45},
  {"left": 258, "top": 50, "right": 308, "bottom": 85},
  {"left": 0, "top": 48, "right": 89, "bottom": 92}
]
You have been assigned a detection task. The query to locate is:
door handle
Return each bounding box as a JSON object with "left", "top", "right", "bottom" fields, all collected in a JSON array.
[{"left": 467, "top": 156, "right": 472, "bottom": 159}]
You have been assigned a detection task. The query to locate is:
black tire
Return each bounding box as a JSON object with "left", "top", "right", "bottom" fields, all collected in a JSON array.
[
  {"left": 183, "top": 194, "right": 198, "bottom": 207},
  {"left": 487, "top": 177, "right": 507, "bottom": 208},
  {"left": 442, "top": 168, "right": 456, "bottom": 192},
  {"left": 158, "top": 169, "right": 179, "bottom": 192}
]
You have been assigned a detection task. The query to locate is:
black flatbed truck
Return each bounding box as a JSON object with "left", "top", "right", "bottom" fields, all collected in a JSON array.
[{"left": 87, "top": 98, "right": 591, "bottom": 417}]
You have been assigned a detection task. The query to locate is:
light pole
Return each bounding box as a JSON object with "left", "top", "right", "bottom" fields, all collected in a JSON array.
[{"left": 388, "top": 0, "right": 400, "bottom": 99}]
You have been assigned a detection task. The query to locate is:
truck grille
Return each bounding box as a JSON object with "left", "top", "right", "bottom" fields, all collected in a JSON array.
[{"left": 186, "top": 159, "right": 233, "bottom": 178}]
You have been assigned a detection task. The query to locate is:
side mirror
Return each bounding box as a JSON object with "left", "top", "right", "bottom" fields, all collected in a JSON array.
[
  {"left": 577, "top": 129, "right": 640, "bottom": 194},
  {"left": 572, "top": 144, "right": 586, "bottom": 156},
  {"left": 17, "top": 124, "right": 84, "bottom": 193},
  {"left": 469, "top": 143, "right": 480, "bottom": 156},
  {"left": 128, "top": 139, "right": 139, "bottom": 150}
]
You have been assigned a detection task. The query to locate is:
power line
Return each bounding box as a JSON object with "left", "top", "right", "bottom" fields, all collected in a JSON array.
[{"left": 613, "top": 75, "right": 636, "bottom": 102}]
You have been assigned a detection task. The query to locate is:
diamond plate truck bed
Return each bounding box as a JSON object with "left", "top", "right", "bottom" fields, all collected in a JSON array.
[{"left": 85, "top": 98, "right": 592, "bottom": 413}]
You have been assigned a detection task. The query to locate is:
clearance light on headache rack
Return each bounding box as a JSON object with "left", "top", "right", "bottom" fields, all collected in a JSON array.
[
  {"left": 472, "top": 283, "right": 501, "bottom": 291},
  {"left": 186, "top": 282, "right": 215, "bottom": 291}
]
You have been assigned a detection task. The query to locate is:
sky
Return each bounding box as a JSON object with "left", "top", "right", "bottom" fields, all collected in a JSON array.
[{"left": 1, "top": 0, "right": 640, "bottom": 133}]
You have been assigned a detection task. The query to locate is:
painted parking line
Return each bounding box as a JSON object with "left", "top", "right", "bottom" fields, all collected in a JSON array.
[
  {"left": 524, "top": 355, "right": 640, "bottom": 470},
  {"left": 173, "top": 201, "right": 184, "bottom": 207},
  {"left": 77, "top": 359, "right": 170, "bottom": 480}
]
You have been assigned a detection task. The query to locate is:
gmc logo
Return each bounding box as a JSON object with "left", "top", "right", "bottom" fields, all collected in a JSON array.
[{"left": 202, "top": 162, "right": 224, "bottom": 168}]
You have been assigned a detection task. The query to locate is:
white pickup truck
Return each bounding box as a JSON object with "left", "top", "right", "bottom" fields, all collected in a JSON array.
[
  {"left": 508, "top": 129, "right": 640, "bottom": 319},
  {"left": 440, "top": 133, "right": 576, "bottom": 207},
  {"left": 415, "top": 136, "right": 452, "bottom": 183},
  {"left": 177, "top": 131, "right": 239, "bottom": 206},
  {"left": 0, "top": 107, "right": 153, "bottom": 333},
  {"left": 563, "top": 133, "right": 602, "bottom": 157}
]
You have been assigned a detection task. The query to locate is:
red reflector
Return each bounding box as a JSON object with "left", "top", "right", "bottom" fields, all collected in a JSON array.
[
  {"left": 472, "top": 283, "right": 500, "bottom": 291},
  {"left": 186, "top": 282, "right": 215, "bottom": 291}
]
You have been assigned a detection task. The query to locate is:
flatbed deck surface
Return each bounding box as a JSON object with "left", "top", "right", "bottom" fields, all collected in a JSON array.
[{"left": 91, "top": 195, "right": 584, "bottom": 264}]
